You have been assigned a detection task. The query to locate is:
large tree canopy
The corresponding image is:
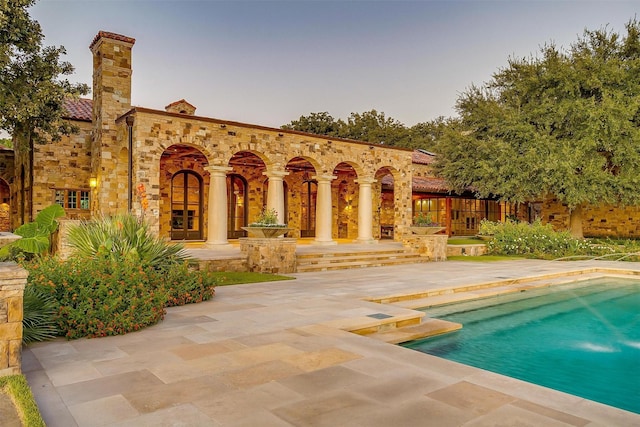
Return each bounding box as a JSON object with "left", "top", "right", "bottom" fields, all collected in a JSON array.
[
  {"left": 0, "top": 0, "right": 88, "bottom": 149},
  {"left": 433, "top": 20, "right": 640, "bottom": 237},
  {"left": 282, "top": 109, "right": 445, "bottom": 150}
]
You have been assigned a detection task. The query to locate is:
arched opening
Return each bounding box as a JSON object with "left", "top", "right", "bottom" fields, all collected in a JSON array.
[
  {"left": 227, "top": 174, "right": 248, "bottom": 239},
  {"left": 160, "top": 144, "right": 209, "bottom": 240},
  {"left": 170, "top": 170, "right": 203, "bottom": 240},
  {"left": 228, "top": 151, "right": 267, "bottom": 239},
  {"left": 333, "top": 162, "right": 358, "bottom": 239},
  {"left": 285, "top": 157, "right": 318, "bottom": 238},
  {"left": 375, "top": 167, "right": 395, "bottom": 239},
  {"left": 0, "top": 178, "right": 10, "bottom": 232}
]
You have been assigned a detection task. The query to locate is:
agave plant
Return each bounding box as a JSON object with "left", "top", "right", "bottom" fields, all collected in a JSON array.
[{"left": 67, "top": 213, "right": 189, "bottom": 270}]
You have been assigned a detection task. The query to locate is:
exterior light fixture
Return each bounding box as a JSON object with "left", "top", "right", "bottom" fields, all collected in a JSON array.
[{"left": 89, "top": 177, "right": 98, "bottom": 188}]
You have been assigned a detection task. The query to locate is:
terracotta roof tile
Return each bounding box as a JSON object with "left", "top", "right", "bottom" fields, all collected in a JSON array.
[
  {"left": 165, "top": 99, "right": 196, "bottom": 110},
  {"left": 381, "top": 174, "right": 450, "bottom": 193},
  {"left": 62, "top": 98, "right": 92, "bottom": 122},
  {"left": 412, "top": 149, "right": 436, "bottom": 165},
  {"left": 90, "top": 31, "right": 136, "bottom": 49}
]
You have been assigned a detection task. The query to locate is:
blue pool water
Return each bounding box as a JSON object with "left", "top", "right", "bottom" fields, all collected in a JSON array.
[{"left": 403, "top": 278, "right": 640, "bottom": 414}]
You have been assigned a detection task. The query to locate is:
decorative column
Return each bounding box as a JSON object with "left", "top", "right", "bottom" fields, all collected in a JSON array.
[
  {"left": 205, "top": 165, "right": 232, "bottom": 247},
  {"left": 355, "top": 177, "right": 377, "bottom": 244},
  {"left": 263, "top": 169, "right": 289, "bottom": 224},
  {"left": 313, "top": 174, "right": 337, "bottom": 245}
]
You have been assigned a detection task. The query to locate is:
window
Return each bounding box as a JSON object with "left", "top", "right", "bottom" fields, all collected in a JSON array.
[{"left": 54, "top": 189, "right": 91, "bottom": 210}]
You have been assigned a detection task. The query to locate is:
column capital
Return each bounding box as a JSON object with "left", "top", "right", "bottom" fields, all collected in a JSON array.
[
  {"left": 262, "top": 169, "right": 290, "bottom": 180},
  {"left": 355, "top": 177, "right": 377, "bottom": 185},
  {"left": 312, "top": 174, "right": 337, "bottom": 183},
  {"left": 205, "top": 165, "right": 233, "bottom": 176}
]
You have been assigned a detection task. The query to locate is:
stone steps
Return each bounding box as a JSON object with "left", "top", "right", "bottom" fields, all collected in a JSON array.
[
  {"left": 328, "top": 308, "right": 461, "bottom": 345},
  {"left": 296, "top": 249, "right": 427, "bottom": 272}
]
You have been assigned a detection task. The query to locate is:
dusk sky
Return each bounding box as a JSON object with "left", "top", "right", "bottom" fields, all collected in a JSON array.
[{"left": 30, "top": 0, "right": 639, "bottom": 128}]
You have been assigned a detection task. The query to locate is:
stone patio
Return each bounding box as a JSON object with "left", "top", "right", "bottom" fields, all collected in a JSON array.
[{"left": 23, "top": 259, "right": 640, "bottom": 426}]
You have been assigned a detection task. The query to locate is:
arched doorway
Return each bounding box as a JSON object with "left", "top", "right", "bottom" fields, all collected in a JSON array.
[
  {"left": 170, "top": 170, "right": 203, "bottom": 240},
  {"left": 160, "top": 144, "right": 209, "bottom": 240}
]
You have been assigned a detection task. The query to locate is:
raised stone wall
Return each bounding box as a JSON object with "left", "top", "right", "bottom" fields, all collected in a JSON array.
[
  {"left": 542, "top": 198, "right": 640, "bottom": 237},
  {"left": 240, "top": 238, "right": 297, "bottom": 274},
  {"left": 0, "top": 262, "right": 28, "bottom": 377},
  {"left": 401, "top": 234, "right": 448, "bottom": 261}
]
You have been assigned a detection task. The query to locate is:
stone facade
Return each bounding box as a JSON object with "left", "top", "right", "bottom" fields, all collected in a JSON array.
[{"left": 0, "top": 262, "right": 28, "bottom": 376}]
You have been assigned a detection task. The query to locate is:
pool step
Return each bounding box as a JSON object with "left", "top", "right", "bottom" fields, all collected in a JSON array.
[
  {"left": 365, "top": 318, "right": 462, "bottom": 344},
  {"left": 296, "top": 249, "right": 427, "bottom": 272}
]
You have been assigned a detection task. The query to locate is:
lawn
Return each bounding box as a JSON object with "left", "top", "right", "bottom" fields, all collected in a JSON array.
[
  {"left": 447, "top": 255, "right": 525, "bottom": 262},
  {"left": 0, "top": 375, "right": 45, "bottom": 427},
  {"left": 212, "top": 271, "right": 295, "bottom": 286}
]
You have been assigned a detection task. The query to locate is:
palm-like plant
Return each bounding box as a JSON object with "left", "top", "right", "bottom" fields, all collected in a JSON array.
[
  {"left": 67, "top": 214, "right": 189, "bottom": 269},
  {"left": 22, "top": 284, "right": 58, "bottom": 344}
]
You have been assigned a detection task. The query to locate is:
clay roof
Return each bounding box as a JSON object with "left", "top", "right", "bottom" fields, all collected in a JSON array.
[
  {"left": 165, "top": 99, "right": 196, "bottom": 110},
  {"left": 90, "top": 31, "right": 136, "bottom": 49},
  {"left": 62, "top": 98, "right": 93, "bottom": 122},
  {"left": 412, "top": 149, "right": 436, "bottom": 165},
  {"left": 380, "top": 174, "right": 450, "bottom": 193}
]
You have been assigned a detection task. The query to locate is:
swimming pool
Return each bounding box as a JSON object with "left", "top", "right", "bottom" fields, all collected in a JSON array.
[{"left": 403, "top": 277, "right": 640, "bottom": 414}]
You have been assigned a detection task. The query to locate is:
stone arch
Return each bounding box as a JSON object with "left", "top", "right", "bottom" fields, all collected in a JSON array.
[
  {"left": 285, "top": 156, "right": 319, "bottom": 238},
  {"left": 333, "top": 162, "right": 359, "bottom": 240},
  {"left": 228, "top": 151, "right": 269, "bottom": 237},
  {"left": 160, "top": 144, "right": 209, "bottom": 240},
  {"left": 375, "top": 166, "right": 402, "bottom": 240},
  {"left": 0, "top": 178, "right": 10, "bottom": 232}
]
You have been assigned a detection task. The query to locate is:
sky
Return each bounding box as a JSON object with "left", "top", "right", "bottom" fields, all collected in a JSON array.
[{"left": 29, "top": 0, "right": 640, "bottom": 129}]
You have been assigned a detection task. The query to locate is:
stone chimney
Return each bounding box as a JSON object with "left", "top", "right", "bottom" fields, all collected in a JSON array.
[{"left": 89, "top": 31, "right": 135, "bottom": 214}]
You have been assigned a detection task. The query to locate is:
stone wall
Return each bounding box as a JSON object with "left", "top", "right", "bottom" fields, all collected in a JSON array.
[
  {"left": 401, "top": 234, "right": 448, "bottom": 261},
  {"left": 541, "top": 198, "right": 640, "bottom": 237},
  {"left": 0, "top": 263, "right": 28, "bottom": 376},
  {"left": 240, "top": 237, "right": 297, "bottom": 273}
]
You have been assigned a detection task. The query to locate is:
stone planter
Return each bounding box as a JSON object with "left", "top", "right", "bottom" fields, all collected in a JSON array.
[
  {"left": 241, "top": 226, "right": 292, "bottom": 238},
  {"left": 409, "top": 226, "right": 446, "bottom": 235}
]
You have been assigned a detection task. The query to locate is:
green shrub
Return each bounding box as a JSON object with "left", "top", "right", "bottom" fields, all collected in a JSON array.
[
  {"left": 25, "top": 256, "right": 168, "bottom": 339},
  {"left": 67, "top": 213, "right": 189, "bottom": 270},
  {"left": 486, "top": 219, "right": 606, "bottom": 259},
  {"left": 164, "top": 262, "right": 217, "bottom": 307},
  {"left": 22, "top": 284, "right": 58, "bottom": 344}
]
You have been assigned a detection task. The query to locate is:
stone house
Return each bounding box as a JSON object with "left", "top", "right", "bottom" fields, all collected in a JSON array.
[{"left": 2, "top": 31, "right": 632, "bottom": 241}]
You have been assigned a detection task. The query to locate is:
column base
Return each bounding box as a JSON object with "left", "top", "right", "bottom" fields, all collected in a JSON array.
[{"left": 204, "top": 241, "right": 232, "bottom": 249}]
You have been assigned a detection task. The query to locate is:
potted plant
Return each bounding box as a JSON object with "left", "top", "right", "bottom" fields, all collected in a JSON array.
[
  {"left": 409, "top": 212, "right": 446, "bottom": 235},
  {"left": 241, "top": 207, "right": 292, "bottom": 238}
]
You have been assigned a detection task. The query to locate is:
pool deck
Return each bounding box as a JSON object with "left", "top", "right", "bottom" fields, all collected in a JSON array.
[{"left": 23, "top": 258, "right": 640, "bottom": 426}]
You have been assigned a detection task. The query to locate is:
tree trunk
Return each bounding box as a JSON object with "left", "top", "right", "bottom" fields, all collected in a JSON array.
[{"left": 569, "top": 204, "right": 584, "bottom": 239}]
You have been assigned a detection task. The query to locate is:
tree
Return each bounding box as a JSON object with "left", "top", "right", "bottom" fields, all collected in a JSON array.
[
  {"left": 341, "top": 109, "right": 409, "bottom": 146},
  {"left": 0, "top": 0, "right": 88, "bottom": 149},
  {"left": 1, "top": 0, "right": 88, "bottom": 223},
  {"left": 406, "top": 116, "right": 456, "bottom": 151},
  {"left": 281, "top": 111, "right": 345, "bottom": 136},
  {"left": 433, "top": 20, "right": 640, "bottom": 238}
]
